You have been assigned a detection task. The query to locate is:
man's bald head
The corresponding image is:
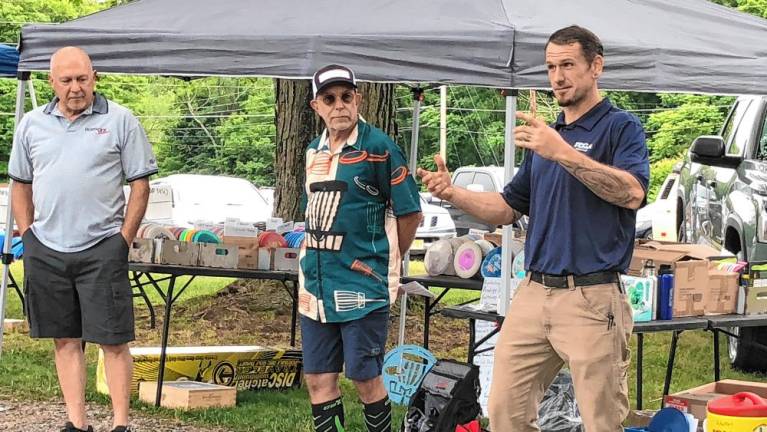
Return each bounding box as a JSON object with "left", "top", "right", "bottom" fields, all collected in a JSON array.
[
  {"left": 48, "top": 46, "right": 96, "bottom": 120},
  {"left": 50, "top": 46, "right": 93, "bottom": 75}
]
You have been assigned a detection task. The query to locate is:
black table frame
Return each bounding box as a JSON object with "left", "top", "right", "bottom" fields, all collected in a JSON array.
[
  {"left": 441, "top": 305, "right": 767, "bottom": 411},
  {"left": 128, "top": 263, "right": 298, "bottom": 407},
  {"left": 400, "top": 275, "right": 483, "bottom": 349}
]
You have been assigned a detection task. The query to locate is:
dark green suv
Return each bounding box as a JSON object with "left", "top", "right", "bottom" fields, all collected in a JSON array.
[{"left": 678, "top": 95, "right": 767, "bottom": 372}]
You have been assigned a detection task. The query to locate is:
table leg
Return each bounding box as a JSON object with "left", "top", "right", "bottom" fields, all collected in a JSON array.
[
  {"left": 468, "top": 318, "right": 476, "bottom": 364},
  {"left": 155, "top": 275, "right": 176, "bottom": 407},
  {"left": 637, "top": 333, "right": 643, "bottom": 410},
  {"left": 713, "top": 329, "right": 720, "bottom": 382},
  {"left": 423, "top": 295, "right": 430, "bottom": 349},
  {"left": 661, "top": 330, "right": 681, "bottom": 407},
  {"left": 290, "top": 281, "right": 298, "bottom": 347}
]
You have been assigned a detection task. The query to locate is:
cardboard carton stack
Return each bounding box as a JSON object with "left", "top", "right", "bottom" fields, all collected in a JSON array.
[{"left": 629, "top": 241, "right": 745, "bottom": 318}]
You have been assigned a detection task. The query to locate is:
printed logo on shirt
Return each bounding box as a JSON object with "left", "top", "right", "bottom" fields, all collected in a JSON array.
[
  {"left": 85, "top": 127, "right": 110, "bottom": 135},
  {"left": 353, "top": 176, "right": 380, "bottom": 196},
  {"left": 573, "top": 141, "right": 593, "bottom": 152}
]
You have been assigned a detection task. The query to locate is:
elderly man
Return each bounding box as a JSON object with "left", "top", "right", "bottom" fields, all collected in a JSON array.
[
  {"left": 298, "top": 65, "right": 422, "bottom": 432},
  {"left": 9, "top": 47, "right": 157, "bottom": 432},
  {"left": 419, "top": 26, "right": 649, "bottom": 431}
]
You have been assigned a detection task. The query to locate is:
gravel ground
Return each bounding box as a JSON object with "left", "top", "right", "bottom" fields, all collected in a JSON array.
[{"left": 0, "top": 398, "right": 230, "bottom": 432}]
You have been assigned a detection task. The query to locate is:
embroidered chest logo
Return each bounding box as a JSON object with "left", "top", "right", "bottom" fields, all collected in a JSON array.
[
  {"left": 573, "top": 141, "right": 593, "bottom": 152},
  {"left": 85, "top": 127, "right": 110, "bottom": 135}
]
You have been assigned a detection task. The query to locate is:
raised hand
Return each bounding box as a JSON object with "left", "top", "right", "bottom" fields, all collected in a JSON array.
[
  {"left": 514, "top": 111, "right": 570, "bottom": 161},
  {"left": 416, "top": 154, "right": 454, "bottom": 201}
]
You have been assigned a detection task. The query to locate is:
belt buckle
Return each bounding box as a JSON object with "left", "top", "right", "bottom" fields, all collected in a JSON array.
[{"left": 542, "top": 274, "right": 551, "bottom": 287}]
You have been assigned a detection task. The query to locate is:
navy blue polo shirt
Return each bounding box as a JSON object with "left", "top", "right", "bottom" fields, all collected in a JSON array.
[{"left": 502, "top": 98, "right": 649, "bottom": 275}]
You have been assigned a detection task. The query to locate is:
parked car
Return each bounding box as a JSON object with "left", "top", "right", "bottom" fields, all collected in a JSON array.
[
  {"left": 430, "top": 166, "right": 506, "bottom": 235},
  {"left": 410, "top": 194, "right": 456, "bottom": 255},
  {"left": 125, "top": 174, "right": 273, "bottom": 227},
  {"left": 677, "top": 95, "right": 767, "bottom": 372}
]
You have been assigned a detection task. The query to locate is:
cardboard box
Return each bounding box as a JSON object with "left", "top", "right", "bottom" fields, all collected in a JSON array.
[
  {"left": 663, "top": 379, "right": 767, "bottom": 420},
  {"left": 630, "top": 241, "right": 720, "bottom": 317},
  {"left": 705, "top": 268, "right": 739, "bottom": 315},
  {"left": 198, "top": 243, "right": 238, "bottom": 269},
  {"left": 3, "top": 318, "right": 28, "bottom": 333},
  {"left": 96, "top": 346, "right": 303, "bottom": 395},
  {"left": 154, "top": 240, "right": 200, "bottom": 266},
  {"left": 273, "top": 248, "right": 299, "bottom": 271},
  {"left": 128, "top": 238, "right": 154, "bottom": 263},
  {"left": 737, "top": 284, "right": 767, "bottom": 315},
  {"left": 138, "top": 380, "right": 236, "bottom": 410},
  {"left": 742, "top": 265, "right": 767, "bottom": 315},
  {"left": 258, "top": 248, "right": 274, "bottom": 270},
  {"left": 222, "top": 236, "right": 259, "bottom": 269}
]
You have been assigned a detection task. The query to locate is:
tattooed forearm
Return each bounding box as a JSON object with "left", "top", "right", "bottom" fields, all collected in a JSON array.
[{"left": 560, "top": 159, "right": 642, "bottom": 208}]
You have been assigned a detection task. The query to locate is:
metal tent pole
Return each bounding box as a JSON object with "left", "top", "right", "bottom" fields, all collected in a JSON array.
[
  {"left": 398, "top": 87, "right": 424, "bottom": 355},
  {"left": 499, "top": 90, "right": 517, "bottom": 316},
  {"left": 0, "top": 72, "right": 30, "bottom": 355}
]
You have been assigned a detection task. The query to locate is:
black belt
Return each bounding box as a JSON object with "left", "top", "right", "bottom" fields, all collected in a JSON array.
[{"left": 530, "top": 271, "right": 619, "bottom": 289}]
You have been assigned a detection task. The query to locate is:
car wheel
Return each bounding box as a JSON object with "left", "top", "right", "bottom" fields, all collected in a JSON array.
[
  {"left": 727, "top": 248, "right": 767, "bottom": 372},
  {"left": 730, "top": 327, "right": 767, "bottom": 372}
]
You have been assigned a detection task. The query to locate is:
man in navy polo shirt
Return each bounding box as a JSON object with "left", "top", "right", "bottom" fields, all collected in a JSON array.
[{"left": 418, "top": 26, "right": 649, "bottom": 431}]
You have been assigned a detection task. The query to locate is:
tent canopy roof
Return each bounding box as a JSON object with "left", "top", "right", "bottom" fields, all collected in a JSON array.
[{"left": 16, "top": 0, "right": 767, "bottom": 95}]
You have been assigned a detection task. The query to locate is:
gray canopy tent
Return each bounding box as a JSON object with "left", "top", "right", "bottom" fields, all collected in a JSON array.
[{"left": 4, "top": 0, "right": 767, "bottom": 354}]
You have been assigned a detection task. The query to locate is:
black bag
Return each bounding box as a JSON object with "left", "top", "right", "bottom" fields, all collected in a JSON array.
[{"left": 402, "top": 359, "right": 481, "bottom": 432}]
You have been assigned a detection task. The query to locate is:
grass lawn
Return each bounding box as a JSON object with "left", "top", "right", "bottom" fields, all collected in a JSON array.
[{"left": 1, "top": 261, "right": 766, "bottom": 431}]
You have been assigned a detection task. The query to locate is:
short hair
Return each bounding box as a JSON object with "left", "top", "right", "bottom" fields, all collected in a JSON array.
[{"left": 546, "top": 25, "right": 604, "bottom": 64}]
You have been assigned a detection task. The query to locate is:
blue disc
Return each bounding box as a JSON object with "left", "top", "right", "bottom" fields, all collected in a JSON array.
[{"left": 481, "top": 247, "right": 503, "bottom": 278}]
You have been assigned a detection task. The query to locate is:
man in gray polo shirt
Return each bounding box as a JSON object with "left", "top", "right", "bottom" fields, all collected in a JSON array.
[{"left": 8, "top": 47, "right": 156, "bottom": 432}]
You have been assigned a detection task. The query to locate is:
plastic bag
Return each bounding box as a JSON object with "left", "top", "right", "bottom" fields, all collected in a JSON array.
[{"left": 538, "top": 371, "right": 583, "bottom": 432}]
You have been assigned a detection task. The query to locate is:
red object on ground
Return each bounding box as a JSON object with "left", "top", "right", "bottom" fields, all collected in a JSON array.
[
  {"left": 708, "top": 392, "right": 767, "bottom": 417},
  {"left": 455, "top": 420, "right": 481, "bottom": 432}
]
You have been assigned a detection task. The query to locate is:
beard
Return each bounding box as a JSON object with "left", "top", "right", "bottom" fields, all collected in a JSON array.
[{"left": 555, "top": 86, "right": 588, "bottom": 107}]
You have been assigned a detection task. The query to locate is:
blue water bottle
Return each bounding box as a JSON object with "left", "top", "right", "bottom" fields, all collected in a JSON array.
[{"left": 657, "top": 273, "right": 674, "bottom": 320}]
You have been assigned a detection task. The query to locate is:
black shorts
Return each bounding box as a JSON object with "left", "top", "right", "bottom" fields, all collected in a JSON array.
[
  {"left": 300, "top": 307, "right": 389, "bottom": 381},
  {"left": 22, "top": 230, "right": 134, "bottom": 345}
]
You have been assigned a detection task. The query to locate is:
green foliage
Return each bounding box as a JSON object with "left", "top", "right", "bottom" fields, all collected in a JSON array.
[{"left": 645, "top": 94, "right": 733, "bottom": 163}]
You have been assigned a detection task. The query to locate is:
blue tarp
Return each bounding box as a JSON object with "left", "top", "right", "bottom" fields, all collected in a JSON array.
[{"left": 0, "top": 44, "right": 19, "bottom": 77}]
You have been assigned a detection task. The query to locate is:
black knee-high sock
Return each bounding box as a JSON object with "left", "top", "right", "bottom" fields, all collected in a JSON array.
[
  {"left": 312, "top": 397, "right": 345, "bottom": 432},
  {"left": 363, "top": 397, "right": 391, "bottom": 432}
]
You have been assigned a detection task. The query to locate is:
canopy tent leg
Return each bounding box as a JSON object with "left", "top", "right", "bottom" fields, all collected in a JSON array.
[
  {"left": 398, "top": 87, "right": 424, "bottom": 357},
  {"left": 28, "top": 79, "right": 38, "bottom": 109},
  {"left": 0, "top": 73, "right": 30, "bottom": 355},
  {"left": 499, "top": 90, "right": 517, "bottom": 316}
]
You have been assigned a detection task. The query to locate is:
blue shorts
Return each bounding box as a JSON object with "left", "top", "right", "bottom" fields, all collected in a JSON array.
[{"left": 300, "top": 307, "right": 389, "bottom": 381}]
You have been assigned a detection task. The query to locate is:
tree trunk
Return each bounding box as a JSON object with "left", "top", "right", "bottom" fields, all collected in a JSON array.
[
  {"left": 358, "top": 82, "right": 397, "bottom": 138},
  {"left": 273, "top": 79, "right": 320, "bottom": 221},
  {"left": 273, "top": 80, "right": 397, "bottom": 222}
]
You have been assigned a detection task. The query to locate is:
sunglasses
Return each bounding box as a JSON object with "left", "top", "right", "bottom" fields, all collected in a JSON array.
[{"left": 319, "top": 91, "right": 356, "bottom": 106}]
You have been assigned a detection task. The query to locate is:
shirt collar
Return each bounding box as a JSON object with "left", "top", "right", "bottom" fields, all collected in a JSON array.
[
  {"left": 554, "top": 98, "right": 613, "bottom": 132},
  {"left": 317, "top": 121, "right": 361, "bottom": 153},
  {"left": 43, "top": 93, "right": 108, "bottom": 117}
]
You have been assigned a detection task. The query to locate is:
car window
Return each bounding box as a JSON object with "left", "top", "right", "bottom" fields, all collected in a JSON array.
[
  {"left": 724, "top": 100, "right": 753, "bottom": 156},
  {"left": 472, "top": 173, "right": 496, "bottom": 192},
  {"left": 453, "top": 172, "right": 474, "bottom": 188},
  {"left": 758, "top": 110, "right": 767, "bottom": 159}
]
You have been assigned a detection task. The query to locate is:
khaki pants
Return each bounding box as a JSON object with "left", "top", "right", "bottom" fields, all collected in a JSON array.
[{"left": 487, "top": 275, "right": 633, "bottom": 432}]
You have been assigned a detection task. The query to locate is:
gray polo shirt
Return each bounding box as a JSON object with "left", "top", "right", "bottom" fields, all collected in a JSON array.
[{"left": 8, "top": 93, "right": 158, "bottom": 253}]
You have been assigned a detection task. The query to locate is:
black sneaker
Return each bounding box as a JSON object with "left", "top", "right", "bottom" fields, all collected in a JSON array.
[
  {"left": 111, "top": 426, "right": 132, "bottom": 432},
  {"left": 60, "top": 422, "right": 93, "bottom": 432}
]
